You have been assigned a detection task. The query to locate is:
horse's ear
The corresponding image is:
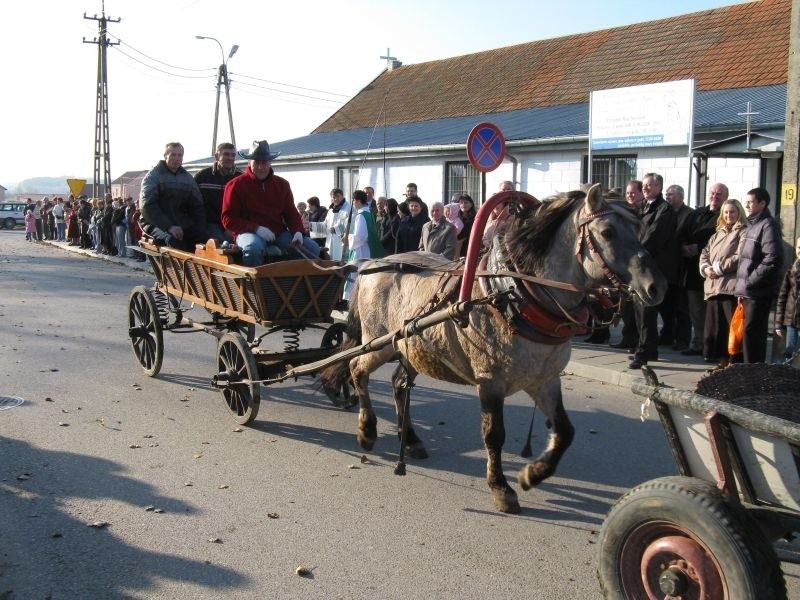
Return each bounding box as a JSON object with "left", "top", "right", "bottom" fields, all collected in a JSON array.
[{"left": 585, "top": 183, "right": 604, "bottom": 213}]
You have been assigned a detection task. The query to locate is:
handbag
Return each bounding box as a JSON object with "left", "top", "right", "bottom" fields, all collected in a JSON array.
[{"left": 728, "top": 302, "right": 744, "bottom": 355}]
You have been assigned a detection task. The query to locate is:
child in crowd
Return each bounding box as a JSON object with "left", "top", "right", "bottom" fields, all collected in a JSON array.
[
  {"left": 24, "top": 209, "right": 36, "bottom": 241},
  {"left": 775, "top": 236, "right": 800, "bottom": 361}
]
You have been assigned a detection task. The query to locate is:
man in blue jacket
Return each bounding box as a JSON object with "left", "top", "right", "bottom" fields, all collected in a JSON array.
[{"left": 734, "top": 187, "right": 784, "bottom": 363}]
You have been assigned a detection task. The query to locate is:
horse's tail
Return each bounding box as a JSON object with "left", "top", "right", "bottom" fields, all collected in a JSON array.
[{"left": 318, "top": 279, "right": 362, "bottom": 401}]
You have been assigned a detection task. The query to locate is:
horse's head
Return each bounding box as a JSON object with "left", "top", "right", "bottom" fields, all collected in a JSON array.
[{"left": 575, "top": 184, "right": 667, "bottom": 306}]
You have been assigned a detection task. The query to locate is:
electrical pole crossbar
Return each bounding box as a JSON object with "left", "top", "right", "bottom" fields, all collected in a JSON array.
[{"left": 83, "top": 3, "right": 120, "bottom": 199}]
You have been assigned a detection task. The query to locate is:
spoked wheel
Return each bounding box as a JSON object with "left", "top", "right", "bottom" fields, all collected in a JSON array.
[
  {"left": 321, "top": 323, "right": 357, "bottom": 409},
  {"left": 597, "top": 476, "right": 786, "bottom": 600},
  {"left": 214, "top": 332, "right": 260, "bottom": 425},
  {"left": 128, "top": 286, "right": 164, "bottom": 377}
]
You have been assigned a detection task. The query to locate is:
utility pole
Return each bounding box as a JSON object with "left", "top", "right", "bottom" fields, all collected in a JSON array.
[
  {"left": 196, "top": 36, "right": 238, "bottom": 155},
  {"left": 83, "top": 1, "right": 119, "bottom": 199},
  {"left": 781, "top": 0, "right": 800, "bottom": 244}
]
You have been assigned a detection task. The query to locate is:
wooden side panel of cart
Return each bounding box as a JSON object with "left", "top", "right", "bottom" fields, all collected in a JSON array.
[{"left": 139, "top": 240, "right": 346, "bottom": 326}]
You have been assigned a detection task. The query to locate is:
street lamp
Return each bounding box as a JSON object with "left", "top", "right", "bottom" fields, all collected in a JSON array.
[{"left": 195, "top": 35, "right": 239, "bottom": 155}]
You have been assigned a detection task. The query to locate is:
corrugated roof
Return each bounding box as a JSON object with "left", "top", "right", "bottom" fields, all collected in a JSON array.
[
  {"left": 259, "top": 84, "right": 785, "bottom": 159},
  {"left": 314, "top": 0, "right": 790, "bottom": 134}
]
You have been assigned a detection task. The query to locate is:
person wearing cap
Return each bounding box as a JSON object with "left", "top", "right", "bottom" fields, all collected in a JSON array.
[
  {"left": 140, "top": 142, "right": 208, "bottom": 251},
  {"left": 221, "top": 140, "right": 320, "bottom": 266}
]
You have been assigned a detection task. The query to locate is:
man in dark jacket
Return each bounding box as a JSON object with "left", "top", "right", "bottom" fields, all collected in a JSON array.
[
  {"left": 140, "top": 142, "right": 208, "bottom": 250},
  {"left": 679, "top": 182, "right": 726, "bottom": 356},
  {"left": 734, "top": 187, "right": 784, "bottom": 363},
  {"left": 194, "top": 142, "right": 241, "bottom": 243},
  {"left": 629, "top": 173, "right": 677, "bottom": 369}
]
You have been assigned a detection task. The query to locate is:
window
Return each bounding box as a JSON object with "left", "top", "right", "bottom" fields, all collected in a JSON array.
[
  {"left": 336, "top": 167, "right": 359, "bottom": 201},
  {"left": 583, "top": 155, "right": 637, "bottom": 192},
  {"left": 445, "top": 161, "right": 484, "bottom": 205}
]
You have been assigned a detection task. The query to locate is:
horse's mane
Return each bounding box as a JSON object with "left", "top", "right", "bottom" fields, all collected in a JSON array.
[{"left": 505, "top": 191, "right": 585, "bottom": 274}]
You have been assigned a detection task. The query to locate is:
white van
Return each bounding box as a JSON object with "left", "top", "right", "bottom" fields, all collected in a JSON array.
[{"left": 0, "top": 203, "right": 28, "bottom": 229}]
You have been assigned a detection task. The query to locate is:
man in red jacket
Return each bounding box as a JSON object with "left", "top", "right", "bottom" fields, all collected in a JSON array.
[{"left": 222, "top": 140, "right": 320, "bottom": 266}]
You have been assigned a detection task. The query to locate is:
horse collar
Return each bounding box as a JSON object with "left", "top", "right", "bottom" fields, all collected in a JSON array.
[{"left": 479, "top": 247, "right": 589, "bottom": 345}]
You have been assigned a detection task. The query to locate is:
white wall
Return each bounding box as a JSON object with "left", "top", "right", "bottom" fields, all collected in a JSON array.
[
  {"left": 705, "top": 156, "right": 762, "bottom": 203},
  {"left": 275, "top": 147, "right": 766, "bottom": 211}
]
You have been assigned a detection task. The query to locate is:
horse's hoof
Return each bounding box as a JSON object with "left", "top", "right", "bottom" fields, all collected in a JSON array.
[
  {"left": 329, "top": 393, "right": 358, "bottom": 410},
  {"left": 357, "top": 432, "right": 376, "bottom": 451},
  {"left": 517, "top": 462, "right": 549, "bottom": 491},
  {"left": 406, "top": 442, "right": 428, "bottom": 460},
  {"left": 492, "top": 487, "right": 520, "bottom": 514}
]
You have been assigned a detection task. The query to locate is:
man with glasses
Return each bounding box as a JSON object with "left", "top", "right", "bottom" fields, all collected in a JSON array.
[
  {"left": 734, "top": 187, "right": 783, "bottom": 363},
  {"left": 195, "top": 142, "right": 242, "bottom": 243}
]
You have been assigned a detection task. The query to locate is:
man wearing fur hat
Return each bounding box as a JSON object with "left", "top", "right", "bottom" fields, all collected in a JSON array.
[{"left": 222, "top": 140, "right": 320, "bottom": 266}]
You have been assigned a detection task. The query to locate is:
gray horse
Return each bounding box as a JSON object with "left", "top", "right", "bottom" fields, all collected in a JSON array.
[{"left": 321, "top": 185, "right": 667, "bottom": 513}]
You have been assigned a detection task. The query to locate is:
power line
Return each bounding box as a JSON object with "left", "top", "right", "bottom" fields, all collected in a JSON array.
[
  {"left": 107, "top": 33, "right": 215, "bottom": 73},
  {"left": 104, "top": 29, "right": 351, "bottom": 101},
  {"left": 230, "top": 71, "right": 351, "bottom": 98},
  {"left": 111, "top": 46, "right": 215, "bottom": 79},
  {"left": 233, "top": 79, "right": 345, "bottom": 103}
]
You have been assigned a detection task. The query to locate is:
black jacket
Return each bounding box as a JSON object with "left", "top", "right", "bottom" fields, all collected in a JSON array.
[{"left": 640, "top": 197, "right": 678, "bottom": 284}]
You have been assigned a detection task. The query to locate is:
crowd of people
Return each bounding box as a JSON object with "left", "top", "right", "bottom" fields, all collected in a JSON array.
[
  {"left": 587, "top": 173, "right": 786, "bottom": 369},
  {"left": 22, "top": 194, "right": 145, "bottom": 262},
  {"left": 29, "top": 140, "right": 793, "bottom": 369}
]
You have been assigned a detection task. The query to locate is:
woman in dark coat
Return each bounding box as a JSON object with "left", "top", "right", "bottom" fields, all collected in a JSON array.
[
  {"left": 457, "top": 194, "right": 477, "bottom": 258},
  {"left": 395, "top": 197, "right": 429, "bottom": 253},
  {"left": 379, "top": 198, "right": 400, "bottom": 255}
]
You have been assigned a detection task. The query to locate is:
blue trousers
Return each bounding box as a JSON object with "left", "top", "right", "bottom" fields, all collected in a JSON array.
[{"left": 237, "top": 231, "right": 320, "bottom": 267}]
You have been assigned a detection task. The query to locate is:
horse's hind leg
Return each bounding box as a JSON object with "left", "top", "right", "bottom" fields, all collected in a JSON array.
[
  {"left": 518, "top": 377, "right": 575, "bottom": 490},
  {"left": 351, "top": 346, "right": 394, "bottom": 451},
  {"left": 391, "top": 363, "right": 427, "bottom": 460},
  {"left": 478, "top": 384, "right": 520, "bottom": 514}
]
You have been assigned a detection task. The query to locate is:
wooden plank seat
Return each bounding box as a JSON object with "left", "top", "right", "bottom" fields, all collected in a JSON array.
[{"left": 138, "top": 238, "right": 347, "bottom": 326}]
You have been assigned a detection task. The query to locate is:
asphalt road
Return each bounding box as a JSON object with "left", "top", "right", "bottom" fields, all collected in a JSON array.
[{"left": 1, "top": 230, "right": 798, "bottom": 599}]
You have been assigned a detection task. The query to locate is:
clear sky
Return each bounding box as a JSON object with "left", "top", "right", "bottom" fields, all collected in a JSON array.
[{"left": 1, "top": 0, "right": 745, "bottom": 188}]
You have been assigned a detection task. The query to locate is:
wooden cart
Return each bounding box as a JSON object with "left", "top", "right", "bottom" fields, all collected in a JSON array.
[{"left": 127, "top": 239, "right": 352, "bottom": 424}]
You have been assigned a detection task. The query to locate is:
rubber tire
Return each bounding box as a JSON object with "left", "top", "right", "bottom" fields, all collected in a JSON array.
[
  {"left": 216, "top": 332, "right": 260, "bottom": 425},
  {"left": 597, "top": 475, "right": 786, "bottom": 599},
  {"left": 4, "top": 218, "right": 16, "bottom": 230},
  {"left": 128, "top": 286, "right": 164, "bottom": 377}
]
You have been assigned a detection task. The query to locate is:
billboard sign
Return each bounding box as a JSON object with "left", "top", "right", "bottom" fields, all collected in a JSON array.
[{"left": 590, "top": 79, "right": 694, "bottom": 150}]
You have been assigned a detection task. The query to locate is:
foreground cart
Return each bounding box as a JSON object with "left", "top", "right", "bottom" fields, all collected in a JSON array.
[
  {"left": 128, "top": 239, "right": 354, "bottom": 424},
  {"left": 597, "top": 364, "right": 800, "bottom": 599}
]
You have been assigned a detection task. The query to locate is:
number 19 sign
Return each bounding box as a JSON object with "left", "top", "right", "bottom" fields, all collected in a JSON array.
[{"left": 467, "top": 122, "right": 506, "bottom": 173}]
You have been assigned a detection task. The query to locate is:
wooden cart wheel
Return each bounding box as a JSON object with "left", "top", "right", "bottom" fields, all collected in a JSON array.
[
  {"left": 215, "top": 332, "right": 260, "bottom": 425},
  {"left": 321, "top": 323, "right": 357, "bottom": 409},
  {"left": 597, "top": 476, "right": 786, "bottom": 600},
  {"left": 128, "top": 286, "right": 164, "bottom": 377}
]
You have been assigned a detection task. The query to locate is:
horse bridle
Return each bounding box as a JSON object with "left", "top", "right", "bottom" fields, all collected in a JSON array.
[{"left": 573, "top": 207, "right": 631, "bottom": 294}]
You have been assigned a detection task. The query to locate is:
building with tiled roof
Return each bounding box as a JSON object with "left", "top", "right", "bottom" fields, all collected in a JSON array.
[{"left": 187, "top": 0, "right": 790, "bottom": 209}]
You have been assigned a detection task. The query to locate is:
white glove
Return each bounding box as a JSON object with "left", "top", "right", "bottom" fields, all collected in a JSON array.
[
  {"left": 256, "top": 226, "right": 275, "bottom": 242},
  {"left": 291, "top": 231, "right": 303, "bottom": 245}
]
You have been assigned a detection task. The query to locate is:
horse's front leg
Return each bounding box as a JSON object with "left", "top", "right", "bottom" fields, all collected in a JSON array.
[
  {"left": 391, "top": 363, "right": 428, "bottom": 460},
  {"left": 518, "top": 377, "right": 575, "bottom": 490},
  {"left": 478, "top": 384, "right": 520, "bottom": 514}
]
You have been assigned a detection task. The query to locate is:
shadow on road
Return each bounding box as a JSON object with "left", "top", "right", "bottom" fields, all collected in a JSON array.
[{"left": 0, "top": 435, "right": 250, "bottom": 598}]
